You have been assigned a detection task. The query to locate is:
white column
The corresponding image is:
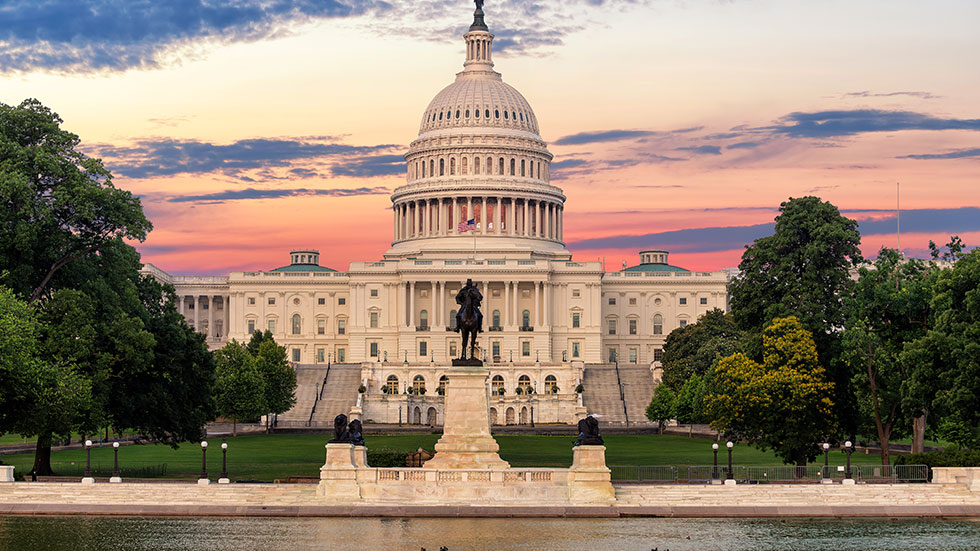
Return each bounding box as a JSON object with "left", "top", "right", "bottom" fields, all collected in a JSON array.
[
  {"left": 452, "top": 197, "right": 458, "bottom": 233},
  {"left": 409, "top": 282, "right": 416, "bottom": 329},
  {"left": 523, "top": 200, "right": 529, "bottom": 236},
  {"left": 392, "top": 207, "right": 398, "bottom": 241},
  {"left": 207, "top": 296, "right": 214, "bottom": 340},
  {"left": 467, "top": 197, "right": 473, "bottom": 225},
  {"left": 534, "top": 283, "right": 540, "bottom": 327},
  {"left": 225, "top": 294, "right": 230, "bottom": 339},
  {"left": 193, "top": 296, "right": 199, "bottom": 332},
  {"left": 508, "top": 198, "right": 516, "bottom": 236},
  {"left": 558, "top": 206, "right": 563, "bottom": 242},
  {"left": 481, "top": 196, "right": 488, "bottom": 235},
  {"left": 544, "top": 283, "right": 551, "bottom": 326},
  {"left": 398, "top": 282, "right": 407, "bottom": 327},
  {"left": 513, "top": 282, "right": 519, "bottom": 326},
  {"left": 177, "top": 295, "right": 184, "bottom": 316},
  {"left": 494, "top": 197, "right": 502, "bottom": 234}
]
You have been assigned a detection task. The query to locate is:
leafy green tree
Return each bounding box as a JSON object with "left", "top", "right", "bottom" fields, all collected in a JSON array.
[
  {"left": 661, "top": 309, "right": 741, "bottom": 391},
  {"left": 707, "top": 317, "right": 836, "bottom": 466},
  {"left": 646, "top": 384, "right": 676, "bottom": 434},
  {"left": 929, "top": 235, "right": 965, "bottom": 262},
  {"left": 729, "top": 196, "right": 862, "bottom": 436},
  {"left": 215, "top": 341, "right": 266, "bottom": 437},
  {"left": 0, "top": 99, "right": 151, "bottom": 303},
  {"left": 245, "top": 329, "right": 275, "bottom": 356},
  {"left": 253, "top": 339, "right": 297, "bottom": 430},
  {"left": 673, "top": 374, "right": 707, "bottom": 424},
  {"left": 901, "top": 248, "right": 980, "bottom": 449},
  {"left": 842, "top": 248, "right": 937, "bottom": 464}
]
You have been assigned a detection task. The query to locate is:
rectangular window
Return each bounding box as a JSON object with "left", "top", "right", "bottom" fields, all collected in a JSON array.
[
  {"left": 700, "top": 297, "right": 708, "bottom": 305},
  {"left": 572, "top": 312, "right": 580, "bottom": 328},
  {"left": 317, "top": 319, "right": 325, "bottom": 335},
  {"left": 608, "top": 297, "right": 616, "bottom": 305},
  {"left": 679, "top": 319, "right": 688, "bottom": 327},
  {"left": 572, "top": 342, "right": 580, "bottom": 358},
  {"left": 419, "top": 341, "right": 428, "bottom": 357},
  {"left": 268, "top": 297, "right": 276, "bottom": 305},
  {"left": 248, "top": 297, "right": 256, "bottom": 305},
  {"left": 247, "top": 320, "right": 255, "bottom": 334},
  {"left": 654, "top": 348, "right": 663, "bottom": 362},
  {"left": 572, "top": 289, "right": 581, "bottom": 298},
  {"left": 629, "top": 319, "right": 637, "bottom": 335},
  {"left": 370, "top": 289, "right": 379, "bottom": 297},
  {"left": 679, "top": 297, "right": 687, "bottom": 305},
  {"left": 268, "top": 319, "right": 276, "bottom": 333},
  {"left": 370, "top": 311, "right": 379, "bottom": 328},
  {"left": 449, "top": 341, "right": 458, "bottom": 357},
  {"left": 492, "top": 341, "right": 500, "bottom": 358},
  {"left": 338, "top": 297, "right": 346, "bottom": 305},
  {"left": 629, "top": 347, "right": 637, "bottom": 363},
  {"left": 608, "top": 319, "right": 616, "bottom": 335},
  {"left": 370, "top": 342, "right": 379, "bottom": 357},
  {"left": 337, "top": 348, "right": 346, "bottom": 362},
  {"left": 522, "top": 340, "right": 531, "bottom": 357},
  {"left": 338, "top": 319, "right": 346, "bottom": 335},
  {"left": 608, "top": 348, "right": 617, "bottom": 363},
  {"left": 629, "top": 297, "right": 637, "bottom": 306},
  {"left": 492, "top": 289, "right": 500, "bottom": 297},
  {"left": 291, "top": 348, "right": 300, "bottom": 362},
  {"left": 317, "top": 348, "right": 325, "bottom": 363},
  {"left": 318, "top": 297, "right": 325, "bottom": 305},
  {"left": 202, "top": 301, "right": 209, "bottom": 310}
]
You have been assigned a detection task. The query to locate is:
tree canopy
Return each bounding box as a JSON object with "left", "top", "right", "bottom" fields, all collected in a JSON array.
[
  {"left": 660, "top": 308, "right": 741, "bottom": 391},
  {"left": 215, "top": 341, "right": 267, "bottom": 437}
]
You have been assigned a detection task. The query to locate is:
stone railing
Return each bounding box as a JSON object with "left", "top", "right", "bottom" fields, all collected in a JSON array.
[{"left": 932, "top": 467, "right": 980, "bottom": 490}]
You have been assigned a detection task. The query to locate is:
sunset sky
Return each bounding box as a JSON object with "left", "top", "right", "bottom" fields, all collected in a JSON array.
[{"left": 3, "top": 0, "right": 978, "bottom": 275}]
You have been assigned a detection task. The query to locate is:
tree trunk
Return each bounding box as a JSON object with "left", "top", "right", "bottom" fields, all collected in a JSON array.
[
  {"left": 233, "top": 417, "right": 237, "bottom": 438},
  {"left": 912, "top": 412, "right": 927, "bottom": 454},
  {"left": 32, "top": 432, "right": 54, "bottom": 476}
]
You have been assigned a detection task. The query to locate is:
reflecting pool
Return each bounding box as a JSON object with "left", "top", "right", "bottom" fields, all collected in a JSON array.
[{"left": 0, "top": 516, "right": 978, "bottom": 551}]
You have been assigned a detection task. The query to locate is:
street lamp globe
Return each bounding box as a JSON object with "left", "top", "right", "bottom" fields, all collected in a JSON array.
[
  {"left": 201, "top": 441, "right": 208, "bottom": 449},
  {"left": 844, "top": 440, "right": 852, "bottom": 448},
  {"left": 712, "top": 443, "right": 719, "bottom": 450},
  {"left": 222, "top": 443, "right": 228, "bottom": 450},
  {"left": 85, "top": 440, "right": 92, "bottom": 447},
  {"left": 113, "top": 442, "right": 119, "bottom": 449},
  {"left": 822, "top": 442, "right": 830, "bottom": 450},
  {"left": 726, "top": 441, "right": 734, "bottom": 449}
]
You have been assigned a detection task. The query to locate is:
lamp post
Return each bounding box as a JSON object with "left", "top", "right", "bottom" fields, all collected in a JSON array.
[
  {"left": 822, "top": 443, "right": 831, "bottom": 482},
  {"left": 219, "top": 441, "right": 230, "bottom": 484},
  {"left": 81, "top": 440, "right": 94, "bottom": 484},
  {"left": 712, "top": 443, "right": 719, "bottom": 482},
  {"left": 843, "top": 440, "right": 854, "bottom": 483},
  {"left": 726, "top": 441, "right": 734, "bottom": 483},
  {"left": 198, "top": 441, "right": 209, "bottom": 485},
  {"left": 110, "top": 442, "right": 121, "bottom": 483}
]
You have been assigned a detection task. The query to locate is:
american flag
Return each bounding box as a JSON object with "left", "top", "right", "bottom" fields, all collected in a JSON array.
[{"left": 457, "top": 218, "right": 476, "bottom": 232}]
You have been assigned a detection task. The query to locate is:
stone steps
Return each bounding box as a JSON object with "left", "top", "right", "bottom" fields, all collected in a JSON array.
[
  {"left": 312, "top": 365, "right": 362, "bottom": 423},
  {"left": 581, "top": 365, "right": 627, "bottom": 423},
  {"left": 613, "top": 483, "right": 980, "bottom": 505},
  {"left": 277, "top": 365, "right": 328, "bottom": 423}
]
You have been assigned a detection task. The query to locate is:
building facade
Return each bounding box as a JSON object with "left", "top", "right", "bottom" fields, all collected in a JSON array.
[{"left": 143, "top": 4, "right": 728, "bottom": 425}]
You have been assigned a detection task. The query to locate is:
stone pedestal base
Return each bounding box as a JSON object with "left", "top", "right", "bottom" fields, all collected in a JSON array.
[
  {"left": 821, "top": 478, "right": 833, "bottom": 485},
  {"left": 197, "top": 478, "right": 210, "bottom": 486},
  {"left": 81, "top": 477, "right": 95, "bottom": 485},
  {"left": 842, "top": 478, "right": 856, "bottom": 485},
  {"left": 317, "top": 443, "right": 360, "bottom": 499},
  {"left": 349, "top": 405, "right": 362, "bottom": 421},
  {"left": 710, "top": 479, "right": 723, "bottom": 485},
  {"left": 567, "top": 445, "right": 614, "bottom": 503},
  {"left": 724, "top": 478, "right": 737, "bottom": 486},
  {"left": 109, "top": 476, "right": 122, "bottom": 484},
  {"left": 425, "top": 367, "right": 509, "bottom": 470},
  {"left": 0, "top": 466, "right": 14, "bottom": 482},
  {"left": 353, "top": 445, "right": 368, "bottom": 468},
  {"left": 218, "top": 478, "right": 230, "bottom": 484}
]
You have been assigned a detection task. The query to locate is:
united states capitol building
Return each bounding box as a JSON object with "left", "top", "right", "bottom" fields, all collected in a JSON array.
[{"left": 143, "top": 5, "right": 728, "bottom": 427}]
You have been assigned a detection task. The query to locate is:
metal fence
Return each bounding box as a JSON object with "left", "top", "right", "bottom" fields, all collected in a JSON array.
[
  {"left": 686, "top": 465, "right": 747, "bottom": 483},
  {"left": 43, "top": 461, "right": 169, "bottom": 478},
  {"left": 856, "top": 464, "right": 929, "bottom": 483},
  {"left": 609, "top": 465, "right": 678, "bottom": 482},
  {"left": 609, "top": 464, "right": 929, "bottom": 484}
]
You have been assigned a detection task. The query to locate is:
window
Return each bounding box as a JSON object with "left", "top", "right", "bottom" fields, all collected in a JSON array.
[
  {"left": 385, "top": 375, "right": 399, "bottom": 394},
  {"left": 370, "top": 311, "right": 379, "bottom": 328},
  {"left": 608, "top": 297, "right": 616, "bottom": 305},
  {"left": 629, "top": 347, "right": 637, "bottom": 363},
  {"left": 629, "top": 297, "right": 637, "bottom": 306},
  {"left": 462, "top": 157, "right": 468, "bottom": 174},
  {"left": 491, "top": 309, "right": 501, "bottom": 328},
  {"left": 439, "top": 158, "right": 444, "bottom": 176},
  {"left": 492, "top": 340, "right": 500, "bottom": 358},
  {"left": 202, "top": 301, "right": 209, "bottom": 310},
  {"left": 492, "top": 289, "right": 500, "bottom": 297},
  {"left": 491, "top": 375, "right": 504, "bottom": 394},
  {"left": 518, "top": 375, "right": 531, "bottom": 392},
  {"left": 371, "top": 289, "right": 379, "bottom": 298},
  {"left": 653, "top": 314, "right": 663, "bottom": 335},
  {"left": 700, "top": 297, "right": 708, "bottom": 305},
  {"left": 292, "top": 349, "right": 300, "bottom": 362},
  {"left": 504, "top": 110, "right": 508, "bottom": 119},
  {"left": 522, "top": 310, "right": 530, "bottom": 328},
  {"left": 487, "top": 156, "right": 492, "bottom": 174},
  {"left": 455, "top": 109, "right": 460, "bottom": 118},
  {"left": 572, "top": 342, "right": 580, "bottom": 358},
  {"left": 339, "top": 297, "right": 346, "bottom": 305},
  {"left": 450, "top": 309, "right": 458, "bottom": 330},
  {"left": 465, "top": 109, "right": 469, "bottom": 118},
  {"left": 369, "top": 342, "right": 379, "bottom": 357},
  {"left": 679, "top": 297, "right": 687, "bottom": 305},
  {"left": 248, "top": 297, "right": 256, "bottom": 305},
  {"left": 608, "top": 348, "right": 617, "bottom": 363},
  {"left": 450, "top": 157, "right": 456, "bottom": 175},
  {"left": 571, "top": 312, "right": 580, "bottom": 328},
  {"left": 629, "top": 319, "right": 637, "bottom": 335},
  {"left": 439, "top": 375, "right": 448, "bottom": 394},
  {"left": 499, "top": 157, "right": 504, "bottom": 175},
  {"left": 419, "top": 310, "right": 428, "bottom": 328},
  {"left": 545, "top": 374, "right": 557, "bottom": 394},
  {"left": 485, "top": 109, "right": 490, "bottom": 118},
  {"left": 268, "top": 319, "right": 276, "bottom": 333},
  {"left": 474, "top": 157, "right": 481, "bottom": 174},
  {"left": 247, "top": 320, "right": 255, "bottom": 334},
  {"left": 268, "top": 297, "right": 276, "bottom": 305},
  {"left": 317, "top": 319, "right": 325, "bottom": 335},
  {"left": 337, "top": 348, "right": 346, "bottom": 362},
  {"left": 317, "top": 348, "right": 325, "bottom": 363},
  {"left": 449, "top": 341, "right": 458, "bottom": 357},
  {"left": 608, "top": 319, "right": 617, "bottom": 335},
  {"left": 291, "top": 314, "right": 301, "bottom": 335},
  {"left": 494, "top": 109, "right": 499, "bottom": 118},
  {"left": 318, "top": 297, "right": 325, "bottom": 305},
  {"left": 522, "top": 341, "right": 531, "bottom": 357},
  {"left": 338, "top": 319, "right": 346, "bottom": 335},
  {"left": 419, "top": 341, "right": 428, "bottom": 357},
  {"left": 520, "top": 159, "right": 525, "bottom": 176},
  {"left": 679, "top": 319, "right": 688, "bottom": 327},
  {"left": 572, "top": 289, "right": 581, "bottom": 298},
  {"left": 654, "top": 348, "right": 663, "bottom": 362},
  {"left": 510, "top": 158, "right": 515, "bottom": 175}
]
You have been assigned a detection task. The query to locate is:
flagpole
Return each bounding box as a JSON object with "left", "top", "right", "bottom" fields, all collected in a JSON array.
[{"left": 896, "top": 182, "right": 901, "bottom": 256}]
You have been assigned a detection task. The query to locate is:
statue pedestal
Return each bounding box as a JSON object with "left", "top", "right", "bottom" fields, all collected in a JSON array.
[
  {"left": 317, "top": 443, "right": 361, "bottom": 499},
  {"left": 568, "top": 445, "right": 615, "bottom": 503},
  {"left": 425, "top": 366, "right": 509, "bottom": 470},
  {"left": 352, "top": 445, "right": 368, "bottom": 468}
]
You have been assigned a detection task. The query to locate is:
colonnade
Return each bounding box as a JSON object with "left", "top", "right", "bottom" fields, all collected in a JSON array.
[
  {"left": 397, "top": 280, "right": 553, "bottom": 330},
  {"left": 393, "top": 197, "right": 563, "bottom": 242},
  {"left": 177, "top": 294, "right": 230, "bottom": 342}
]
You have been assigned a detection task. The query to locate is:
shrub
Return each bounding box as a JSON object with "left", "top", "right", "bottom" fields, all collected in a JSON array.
[
  {"left": 575, "top": 384, "right": 584, "bottom": 394},
  {"left": 358, "top": 385, "right": 366, "bottom": 394},
  {"left": 367, "top": 448, "right": 407, "bottom": 467},
  {"left": 894, "top": 449, "right": 980, "bottom": 469}
]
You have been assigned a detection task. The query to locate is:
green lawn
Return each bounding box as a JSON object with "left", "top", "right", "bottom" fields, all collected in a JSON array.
[{"left": 0, "top": 433, "right": 887, "bottom": 482}]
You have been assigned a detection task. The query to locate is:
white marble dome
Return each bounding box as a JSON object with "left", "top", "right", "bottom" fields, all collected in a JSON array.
[{"left": 419, "top": 75, "right": 540, "bottom": 136}]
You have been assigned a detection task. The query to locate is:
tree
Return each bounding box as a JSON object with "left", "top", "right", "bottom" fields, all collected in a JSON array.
[
  {"left": 706, "top": 317, "right": 836, "bottom": 466},
  {"left": 842, "top": 248, "right": 937, "bottom": 464},
  {"left": 646, "top": 384, "right": 676, "bottom": 434},
  {"left": 0, "top": 99, "right": 151, "bottom": 303},
  {"left": 661, "top": 309, "right": 741, "bottom": 391},
  {"left": 245, "top": 329, "right": 275, "bottom": 356},
  {"left": 901, "top": 247, "right": 980, "bottom": 449},
  {"left": 253, "top": 339, "right": 296, "bottom": 430},
  {"left": 729, "top": 196, "right": 862, "bottom": 436},
  {"left": 215, "top": 341, "right": 266, "bottom": 437},
  {"left": 673, "top": 374, "right": 707, "bottom": 424}
]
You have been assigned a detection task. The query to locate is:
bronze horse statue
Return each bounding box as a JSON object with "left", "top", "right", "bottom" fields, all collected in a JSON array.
[{"left": 454, "top": 278, "right": 483, "bottom": 361}]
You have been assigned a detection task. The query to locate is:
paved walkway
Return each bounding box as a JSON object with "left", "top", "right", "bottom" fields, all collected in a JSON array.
[{"left": 2, "top": 482, "right": 978, "bottom": 518}]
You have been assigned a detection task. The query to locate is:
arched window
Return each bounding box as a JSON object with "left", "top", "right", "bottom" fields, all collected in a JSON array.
[
  {"left": 465, "top": 109, "right": 470, "bottom": 118},
  {"left": 439, "top": 375, "right": 448, "bottom": 393},
  {"left": 475, "top": 108, "right": 480, "bottom": 118},
  {"left": 653, "top": 314, "right": 663, "bottom": 335},
  {"left": 450, "top": 157, "right": 455, "bottom": 175},
  {"left": 494, "top": 109, "right": 499, "bottom": 118},
  {"left": 419, "top": 309, "right": 428, "bottom": 328},
  {"left": 510, "top": 158, "right": 515, "bottom": 175},
  {"left": 518, "top": 375, "right": 531, "bottom": 392},
  {"left": 491, "top": 374, "right": 504, "bottom": 394},
  {"left": 439, "top": 158, "right": 445, "bottom": 176},
  {"left": 485, "top": 109, "right": 490, "bottom": 118},
  {"left": 511, "top": 112, "right": 516, "bottom": 121},
  {"left": 545, "top": 374, "right": 558, "bottom": 394},
  {"left": 520, "top": 159, "right": 525, "bottom": 176},
  {"left": 291, "top": 313, "right": 301, "bottom": 335},
  {"left": 455, "top": 109, "right": 460, "bottom": 118},
  {"left": 522, "top": 309, "right": 530, "bottom": 328},
  {"left": 492, "top": 309, "right": 501, "bottom": 328},
  {"left": 385, "top": 375, "right": 399, "bottom": 394},
  {"left": 462, "top": 157, "right": 468, "bottom": 175},
  {"left": 499, "top": 158, "right": 504, "bottom": 175},
  {"left": 421, "top": 161, "right": 425, "bottom": 178},
  {"left": 474, "top": 156, "right": 480, "bottom": 175},
  {"left": 537, "top": 161, "right": 541, "bottom": 180},
  {"left": 413, "top": 375, "right": 425, "bottom": 394},
  {"left": 487, "top": 157, "right": 493, "bottom": 174},
  {"left": 504, "top": 110, "right": 508, "bottom": 119},
  {"left": 429, "top": 159, "right": 434, "bottom": 178},
  {"left": 450, "top": 309, "right": 458, "bottom": 330}
]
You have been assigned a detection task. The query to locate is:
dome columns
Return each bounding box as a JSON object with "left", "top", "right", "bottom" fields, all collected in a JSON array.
[{"left": 391, "top": 195, "right": 564, "bottom": 245}]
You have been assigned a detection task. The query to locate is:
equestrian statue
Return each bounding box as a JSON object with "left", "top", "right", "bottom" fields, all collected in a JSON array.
[{"left": 454, "top": 278, "right": 484, "bottom": 363}]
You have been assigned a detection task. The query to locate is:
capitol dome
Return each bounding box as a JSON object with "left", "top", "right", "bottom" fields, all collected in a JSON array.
[{"left": 386, "top": 3, "right": 568, "bottom": 261}]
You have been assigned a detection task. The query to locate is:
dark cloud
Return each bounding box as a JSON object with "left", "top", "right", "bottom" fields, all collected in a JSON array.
[
  {"left": 551, "top": 158, "right": 590, "bottom": 170},
  {"left": 0, "top": 0, "right": 390, "bottom": 73},
  {"left": 554, "top": 129, "right": 660, "bottom": 146},
  {"left": 727, "top": 141, "right": 764, "bottom": 150},
  {"left": 167, "top": 186, "right": 388, "bottom": 203},
  {"left": 88, "top": 137, "right": 399, "bottom": 178},
  {"left": 897, "top": 147, "right": 980, "bottom": 160},
  {"left": 765, "top": 109, "right": 980, "bottom": 138},
  {"left": 843, "top": 91, "right": 939, "bottom": 100},
  {"left": 676, "top": 145, "right": 721, "bottom": 155},
  {"left": 329, "top": 154, "right": 405, "bottom": 177}
]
